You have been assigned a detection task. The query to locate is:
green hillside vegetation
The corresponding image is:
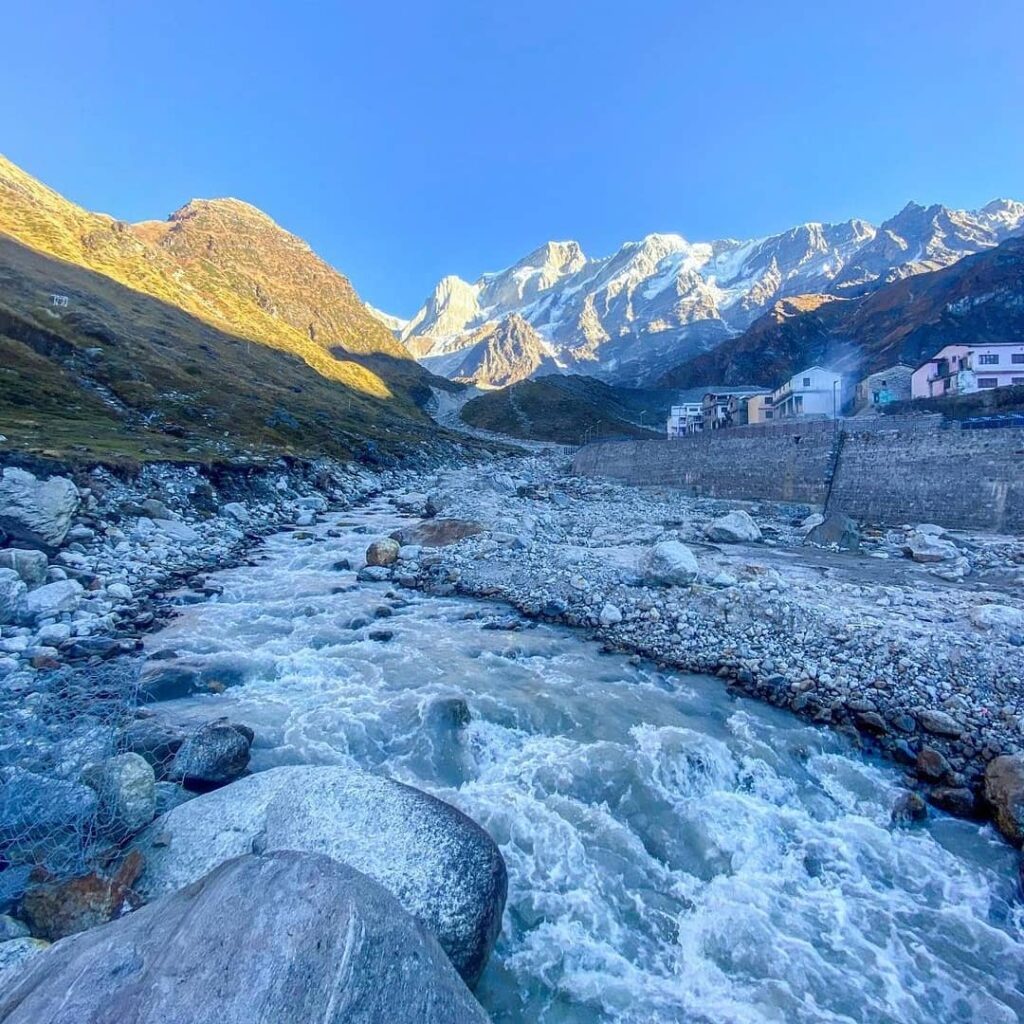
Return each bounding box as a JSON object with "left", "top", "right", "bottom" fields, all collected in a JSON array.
[
  {"left": 461, "top": 375, "right": 670, "bottom": 444},
  {"left": 0, "top": 155, "right": 460, "bottom": 464},
  {"left": 0, "top": 234, "right": 446, "bottom": 465}
]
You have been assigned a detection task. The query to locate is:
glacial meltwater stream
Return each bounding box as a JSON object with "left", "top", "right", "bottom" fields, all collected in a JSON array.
[{"left": 145, "top": 501, "right": 1023, "bottom": 1023}]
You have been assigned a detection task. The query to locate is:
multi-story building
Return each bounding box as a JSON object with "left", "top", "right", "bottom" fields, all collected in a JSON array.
[
  {"left": 911, "top": 343, "right": 1024, "bottom": 399},
  {"left": 744, "top": 393, "right": 775, "bottom": 424},
  {"left": 666, "top": 401, "right": 703, "bottom": 437},
  {"left": 700, "top": 387, "right": 769, "bottom": 430},
  {"left": 772, "top": 366, "right": 849, "bottom": 419}
]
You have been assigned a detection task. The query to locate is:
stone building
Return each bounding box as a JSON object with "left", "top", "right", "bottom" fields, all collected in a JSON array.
[{"left": 855, "top": 364, "right": 914, "bottom": 411}]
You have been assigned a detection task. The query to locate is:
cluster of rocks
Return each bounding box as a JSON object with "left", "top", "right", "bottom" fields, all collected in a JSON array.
[
  {"left": 0, "top": 460, "right": 388, "bottom": 683},
  {"left": 0, "top": 451, "right": 513, "bottom": 1019},
  {"left": 0, "top": 762, "right": 506, "bottom": 1021},
  {"left": 357, "top": 456, "right": 1024, "bottom": 854}
]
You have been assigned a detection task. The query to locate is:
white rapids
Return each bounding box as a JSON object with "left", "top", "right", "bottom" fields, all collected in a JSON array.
[{"left": 143, "top": 499, "right": 1024, "bottom": 1024}]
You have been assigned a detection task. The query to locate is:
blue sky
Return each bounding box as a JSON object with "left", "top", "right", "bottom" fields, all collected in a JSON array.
[{"left": 4, "top": 1, "right": 1022, "bottom": 316}]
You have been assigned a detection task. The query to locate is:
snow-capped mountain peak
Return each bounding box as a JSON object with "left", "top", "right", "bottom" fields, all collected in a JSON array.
[{"left": 391, "top": 197, "right": 1024, "bottom": 387}]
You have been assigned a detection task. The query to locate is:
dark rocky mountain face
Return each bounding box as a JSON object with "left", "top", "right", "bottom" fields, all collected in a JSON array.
[
  {"left": 422, "top": 313, "right": 562, "bottom": 389},
  {"left": 659, "top": 236, "right": 1024, "bottom": 390}
]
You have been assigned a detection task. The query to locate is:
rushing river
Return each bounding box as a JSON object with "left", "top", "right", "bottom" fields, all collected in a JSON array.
[{"left": 146, "top": 500, "right": 1024, "bottom": 1024}]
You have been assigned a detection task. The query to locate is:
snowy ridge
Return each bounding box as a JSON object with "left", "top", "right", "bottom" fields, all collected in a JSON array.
[{"left": 391, "top": 199, "right": 1024, "bottom": 386}]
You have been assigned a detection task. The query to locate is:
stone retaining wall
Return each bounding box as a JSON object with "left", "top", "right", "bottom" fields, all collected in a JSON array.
[{"left": 573, "top": 419, "right": 1024, "bottom": 531}]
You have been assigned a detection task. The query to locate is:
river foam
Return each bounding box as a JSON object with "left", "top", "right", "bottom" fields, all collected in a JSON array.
[{"left": 145, "top": 502, "right": 1024, "bottom": 1023}]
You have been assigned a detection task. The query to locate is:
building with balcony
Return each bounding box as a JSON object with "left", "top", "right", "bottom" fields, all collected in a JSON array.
[
  {"left": 701, "top": 387, "right": 771, "bottom": 430},
  {"left": 911, "top": 343, "right": 1024, "bottom": 399},
  {"left": 771, "top": 366, "right": 849, "bottom": 419}
]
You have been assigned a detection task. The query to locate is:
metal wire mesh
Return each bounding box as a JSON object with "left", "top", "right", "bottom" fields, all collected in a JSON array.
[{"left": 0, "top": 658, "right": 142, "bottom": 901}]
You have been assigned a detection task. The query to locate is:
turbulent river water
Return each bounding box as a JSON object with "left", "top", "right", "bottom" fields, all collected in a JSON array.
[{"left": 146, "top": 501, "right": 1024, "bottom": 1024}]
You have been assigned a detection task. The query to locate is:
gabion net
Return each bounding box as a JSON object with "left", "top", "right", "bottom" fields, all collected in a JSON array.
[{"left": 0, "top": 658, "right": 142, "bottom": 902}]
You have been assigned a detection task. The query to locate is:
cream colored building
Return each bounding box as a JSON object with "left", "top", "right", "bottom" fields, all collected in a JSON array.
[{"left": 745, "top": 393, "right": 776, "bottom": 424}]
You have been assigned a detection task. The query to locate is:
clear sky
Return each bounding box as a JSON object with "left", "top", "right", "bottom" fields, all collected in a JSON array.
[{"left": 3, "top": 1, "right": 1023, "bottom": 316}]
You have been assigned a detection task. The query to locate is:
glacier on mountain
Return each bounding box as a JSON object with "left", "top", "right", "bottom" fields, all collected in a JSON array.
[{"left": 384, "top": 198, "right": 1024, "bottom": 386}]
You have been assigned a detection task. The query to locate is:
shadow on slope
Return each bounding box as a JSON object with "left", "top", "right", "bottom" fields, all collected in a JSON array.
[
  {"left": 460, "top": 374, "right": 671, "bottom": 445},
  {"left": 0, "top": 235, "right": 456, "bottom": 465}
]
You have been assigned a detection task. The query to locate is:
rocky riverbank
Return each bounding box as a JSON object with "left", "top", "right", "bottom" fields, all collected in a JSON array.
[
  {"left": 357, "top": 454, "right": 1024, "bottom": 851},
  {"left": 0, "top": 448, "right": 515, "bottom": 1018},
  {"left": 3, "top": 444, "right": 1024, "bottom": 1019}
]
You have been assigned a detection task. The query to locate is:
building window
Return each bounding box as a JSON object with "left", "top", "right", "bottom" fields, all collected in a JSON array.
[
  {"left": 977, "top": 377, "right": 998, "bottom": 388},
  {"left": 802, "top": 377, "right": 811, "bottom": 387},
  {"left": 978, "top": 353, "right": 999, "bottom": 365},
  {"left": 764, "top": 410, "right": 773, "bottom": 419},
  {"left": 1012, "top": 353, "right": 1024, "bottom": 364},
  {"left": 1012, "top": 377, "right": 1024, "bottom": 386}
]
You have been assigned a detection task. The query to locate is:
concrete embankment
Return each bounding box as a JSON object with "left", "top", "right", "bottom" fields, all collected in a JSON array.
[{"left": 572, "top": 417, "right": 1024, "bottom": 533}]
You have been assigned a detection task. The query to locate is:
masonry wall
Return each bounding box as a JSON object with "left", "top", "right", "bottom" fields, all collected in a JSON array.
[
  {"left": 829, "top": 424, "right": 1024, "bottom": 532},
  {"left": 572, "top": 421, "right": 836, "bottom": 505},
  {"left": 572, "top": 419, "right": 1024, "bottom": 532}
]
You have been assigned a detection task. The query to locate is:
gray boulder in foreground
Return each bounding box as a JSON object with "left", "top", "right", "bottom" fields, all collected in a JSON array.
[
  {"left": 134, "top": 764, "right": 507, "bottom": 986},
  {"left": 0, "top": 852, "right": 489, "bottom": 1024},
  {"left": 0, "top": 468, "right": 79, "bottom": 550}
]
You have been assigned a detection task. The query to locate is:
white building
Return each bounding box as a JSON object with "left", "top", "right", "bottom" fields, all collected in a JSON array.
[
  {"left": 666, "top": 402, "right": 703, "bottom": 437},
  {"left": 772, "top": 366, "right": 849, "bottom": 419}
]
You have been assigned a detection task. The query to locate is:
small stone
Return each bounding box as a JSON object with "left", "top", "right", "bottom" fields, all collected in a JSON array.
[{"left": 891, "top": 791, "right": 927, "bottom": 826}]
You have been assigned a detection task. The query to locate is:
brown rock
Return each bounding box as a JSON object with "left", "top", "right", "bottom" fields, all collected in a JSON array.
[
  {"left": 20, "top": 851, "right": 143, "bottom": 941},
  {"left": 984, "top": 755, "right": 1024, "bottom": 845},
  {"left": 927, "top": 787, "right": 978, "bottom": 818},
  {"left": 915, "top": 746, "right": 950, "bottom": 782},
  {"left": 393, "top": 519, "right": 484, "bottom": 548},
  {"left": 365, "top": 538, "right": 400, "bottom": 567}
]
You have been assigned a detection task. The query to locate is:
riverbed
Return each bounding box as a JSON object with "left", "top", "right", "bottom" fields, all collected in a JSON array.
[{"left": 143, "top": 499, "right": 1024, "bottom": 1024}]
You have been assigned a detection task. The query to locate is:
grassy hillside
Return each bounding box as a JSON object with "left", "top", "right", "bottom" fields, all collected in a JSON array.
[
  {"left": 0, "top": 155, "right": 457, "bottom": 464},
  {"left": 461, "top": 374, "right": 670, "bottom": 444},
  {"left": 0, "top": 234, "right": 448, "bottom": 465}
]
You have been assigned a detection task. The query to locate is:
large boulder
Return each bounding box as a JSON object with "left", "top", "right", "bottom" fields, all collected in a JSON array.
[
  {"left": 0, "top": 468, "right": 79, "bottom": 550},
  {"left": 803, "top": 512, "right": 860, "bottom": 551},
  {"left": 165, "top": 720, "right": 252, "bottom": 789},
  {"left": 984, "top": 754, "right": 1024, "bottom": 845},
  {"left": 704, "top": 510, "right": 761, "bottom": 544},
  {"left": 17, "top": 579, "right": 84, "bottom": 625},
  {"left": 0, "top": 852, "right": 489, "bottom": 1024},
  {"left": 902, "top": 531, "right": 958, "bottom": 563},
  {"left": 0, "top": 550, "right": 47, "bottom": 586},
  {"left": 0, "top": 571, "right": 26, "bottom": 627},
  {"left": 365, "top": 538, "right": 400, "bottom": 567},
  {"left": 641, "top": 540, "right": 698, "bottom": 586},
  {"left": 134, "top": 764, "right": 507, "bottom": 986}
]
